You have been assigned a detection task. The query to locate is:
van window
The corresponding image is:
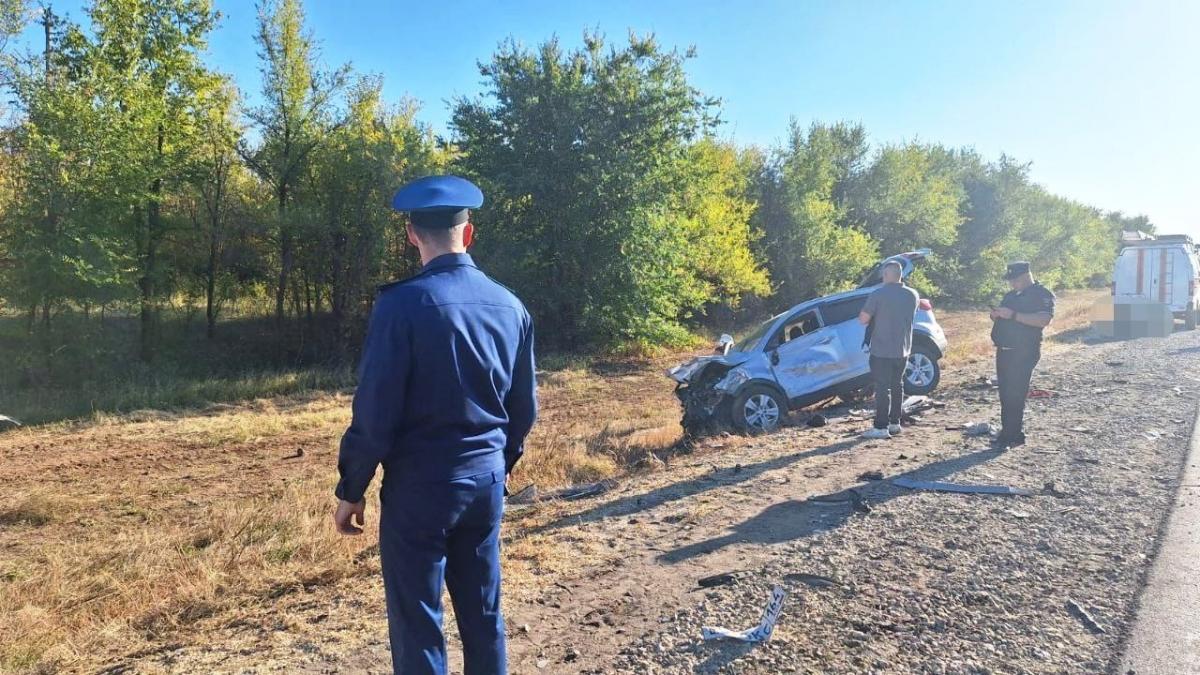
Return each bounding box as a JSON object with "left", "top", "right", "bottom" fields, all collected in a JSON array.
[{"left": 820, "top": 296, "right": 868, "bottom": 325}]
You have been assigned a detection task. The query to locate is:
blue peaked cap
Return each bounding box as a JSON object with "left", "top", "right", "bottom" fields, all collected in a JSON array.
[{"left": 392, "top": 175, "right": 484, "bottom": 213}]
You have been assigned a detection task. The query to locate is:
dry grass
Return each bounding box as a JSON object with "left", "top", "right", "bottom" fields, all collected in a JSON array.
[
  {"left": 0, "top": 467, "right": 375, "bottom": 673},
  {"left": 0, "top": 291, "right": 1106, "bottom": 673},
  {"left": 508, "top": 363, "right": 686, "bottom": 490}
]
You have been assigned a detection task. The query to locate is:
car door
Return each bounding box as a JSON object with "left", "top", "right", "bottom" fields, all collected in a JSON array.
[
  {"left": 765, "top": 309, "right": 848, "bottom": 400},
  {"left": 817, "top": 295, "right": 871, "bottom": 379}
]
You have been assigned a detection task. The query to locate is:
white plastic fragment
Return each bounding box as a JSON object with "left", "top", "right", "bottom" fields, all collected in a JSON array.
[
  {"left": 701, "top": 586, "right": 786, "bottom": 643},
  {"left": 892, "top": 476, "right": 1035, "bottom": 496},
  {"left": 963, "top": 421, "right": 996, "bottom": 437}
]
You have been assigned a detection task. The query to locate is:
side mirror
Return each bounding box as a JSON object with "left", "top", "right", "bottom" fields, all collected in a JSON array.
[{"left": 716, "top": 334, "right": 734, "bottom": 356}]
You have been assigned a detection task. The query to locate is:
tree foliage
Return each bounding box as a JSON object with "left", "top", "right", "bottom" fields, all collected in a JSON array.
[
  {"left": 755, "top": 121, "right": 877, "bottom": 307},
  {"left": 0, "top": 5, "right": 1148, "bottom": 373},
  {"left": 243, "top": 0, "right": 349, "bottom": 331},
  {"left": 453, "top": 33, "right": 767, "bottom": 347}
]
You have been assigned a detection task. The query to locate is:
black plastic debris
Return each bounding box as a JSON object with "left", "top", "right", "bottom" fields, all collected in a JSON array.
[{"left": 698, "top": 572, "right": 738, "bottom": 588}]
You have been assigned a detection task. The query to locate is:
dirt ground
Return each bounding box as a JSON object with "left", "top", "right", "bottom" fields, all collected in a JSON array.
[
  {"left": 150, "top": 325, "right": 1197, "bottom": 674},
  {"left": 10, "top": 290, "right": 1192, "bottom": 675}
]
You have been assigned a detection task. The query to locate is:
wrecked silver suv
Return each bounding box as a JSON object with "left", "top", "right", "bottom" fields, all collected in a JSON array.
[{"left": 668, "top": 251, "right": 949, "bottom": 434}]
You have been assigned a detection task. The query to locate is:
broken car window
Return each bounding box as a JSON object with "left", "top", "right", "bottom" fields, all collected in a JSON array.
[{"left": 733, "top": 315, "right": 777, "bottom": 352}]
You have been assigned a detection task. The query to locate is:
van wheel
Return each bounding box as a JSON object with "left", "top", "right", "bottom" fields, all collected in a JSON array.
[
  {"left": 1187, "top": 310, "right": 1197, "bottom": 331},
  {"left": 904, "top": 346, "right": 941, "bottom": 395},
  {"left": 730, "top": 385, "right": 785, "bottom": 434}
]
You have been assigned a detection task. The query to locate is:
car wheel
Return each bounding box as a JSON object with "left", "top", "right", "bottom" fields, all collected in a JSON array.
[
  {"left": 1187, "top": 309, "right": 1197, "bottom": 331},
  {"left": 730, "top": 385, "right": 785, "bottom": 434},
  {"left": 904, "top": 346, "right": 941, "bottom": 395}
]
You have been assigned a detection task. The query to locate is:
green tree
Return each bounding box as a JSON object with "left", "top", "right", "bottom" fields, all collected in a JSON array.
[
  {"left": 852, "top": 142, "right": 964, "bottom": 253},
  {"left": 453, "top": 33, "right": 762, "bottom": 348},
  {"left": 242, "top": 0, "right": 348, "bottom": 333},
  {"left": 81, "top": 0, "right": 222, "bottom": 360},
  {"left": 755, "top": 121, "right": 877, "bottom": 307},
  {"left": 187, "top": 82, "right": 248, "bottom": 337},
  {"left": 1, "top": 8, "right": 131, "bottom": 331},
  {"left": 0, "top": 0, "right": 27, "bottom": 61},
  {"left": 304, "top": 77, "right": 440, "bottom": 359},
  {"left": 928, "top": 152, "right": 1031, "bottom": 302},
  {"left": 674, "top": 139, "right": 771, "bottom": 310}
]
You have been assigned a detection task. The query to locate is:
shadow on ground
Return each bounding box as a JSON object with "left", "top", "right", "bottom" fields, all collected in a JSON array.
[
  {"left": 658, "top": 445, "right": 1009, "bottom": 564},
  {"left": 530, "top": 437, "right": 864, "bottom": 535}
]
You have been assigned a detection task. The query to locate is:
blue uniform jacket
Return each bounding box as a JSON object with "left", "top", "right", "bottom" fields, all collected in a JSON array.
[{"left": 335, "top": 253, "right": 537, "bottom": 503}]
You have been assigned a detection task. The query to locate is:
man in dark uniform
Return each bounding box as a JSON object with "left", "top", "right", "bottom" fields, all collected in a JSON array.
[
  {"left": 990, "top": 261, "right": 1054, "bottom": 447},
  {"left": 332, "top": 175, "right": 537, "bottom": 675}
]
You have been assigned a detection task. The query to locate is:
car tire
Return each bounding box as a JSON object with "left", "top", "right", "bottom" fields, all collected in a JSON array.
[
  {"left": 730, "top": 385, "right": 786, "bottom": 434},
  {"left": 1187, "top": 309, "right": 1197, "bottom": 331},
  {"left": 904, "top": 346, "right": 941, "bottom": 395}
]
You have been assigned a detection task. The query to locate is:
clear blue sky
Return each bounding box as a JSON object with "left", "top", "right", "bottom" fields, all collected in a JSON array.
[{"left": 17, "top": 0, "right": 1200, "bottom": 235}]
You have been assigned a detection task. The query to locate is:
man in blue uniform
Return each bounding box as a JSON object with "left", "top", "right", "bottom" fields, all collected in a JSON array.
[
  {"left": 990, "top": 261, "right": 1054, "bottom": 447},
  {"left": 332, "top": 175, "right": 537, "bottom": 675}
]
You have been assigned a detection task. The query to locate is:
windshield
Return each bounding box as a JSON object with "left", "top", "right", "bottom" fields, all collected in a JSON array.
[{"left": 732, "top": 314, "right": 779, "bottom": 352}]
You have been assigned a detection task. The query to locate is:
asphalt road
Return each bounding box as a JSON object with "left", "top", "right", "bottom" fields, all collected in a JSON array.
[{"left": 1121, "top": 406, "right": 1200, "bottom": 674}]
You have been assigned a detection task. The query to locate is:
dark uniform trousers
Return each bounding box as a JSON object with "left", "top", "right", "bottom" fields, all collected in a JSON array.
[
  {"left": 379, "top": 469, "right": 506, "bottom": 675},
  {"left": 870, "top": 355, "right": 906, "bottom": 429},
  {"left": 996, "top": 345, "right": 1040, "bottom": 439}
]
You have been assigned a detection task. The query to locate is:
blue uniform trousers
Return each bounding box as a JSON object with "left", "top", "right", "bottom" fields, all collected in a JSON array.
[{"left": 379, "top": 469, "right": 507, "bottom": 675}]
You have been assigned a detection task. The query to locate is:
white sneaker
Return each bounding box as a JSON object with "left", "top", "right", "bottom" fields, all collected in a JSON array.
[
  {"left": 888, "top": 424, "right": 902, "bottom": 435},
  {"left": 862, "top": 428, "right": 891, "bottom": 440}
]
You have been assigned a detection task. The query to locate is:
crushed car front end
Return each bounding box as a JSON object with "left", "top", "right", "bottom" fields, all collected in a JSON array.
[{"left": 668, "top": 351, "right": 774, "bottom": 434}]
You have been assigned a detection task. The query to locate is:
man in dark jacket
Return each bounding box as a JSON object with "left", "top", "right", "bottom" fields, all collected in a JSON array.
[{"left": 990, "top": 261, "right": 1054, "bottom": 447}]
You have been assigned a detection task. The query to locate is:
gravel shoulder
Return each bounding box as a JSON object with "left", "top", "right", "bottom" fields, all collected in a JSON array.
[{"left": 500, "top": 329, "right": 1200, "bottom": 674}]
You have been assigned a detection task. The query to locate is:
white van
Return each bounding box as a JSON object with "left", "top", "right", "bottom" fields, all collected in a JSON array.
[{"left": 1112, "top": 235, "right": 1200, "bottom": 328}]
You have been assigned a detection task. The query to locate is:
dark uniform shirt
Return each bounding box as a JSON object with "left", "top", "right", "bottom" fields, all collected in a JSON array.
[
  {"left": 335, "top": 253, "right": 537, "bottom": 503},
  {"left": 991, "top": 282, "right": 1056, "bottom": 350}
]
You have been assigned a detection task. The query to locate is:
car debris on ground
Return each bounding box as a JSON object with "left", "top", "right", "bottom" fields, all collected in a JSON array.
[
  {"left": 963, "top": 422, "right": 997, "bottom": 437},
  {"left": 611, "top": 334, "right": 1200, "bottom": 674},
  {"left": 701, "top": 586, "right": 787, "bottom": 643},
  {"left": 1066, "top": 599, "right": 1106, "bottom": 634},
  {"left": 892, "top": 476, "right": 1036, "bottom": 496},
  {"left": 783, "top": 573, "right": 838, "bottom": 589},
  {"left": 697, "top": 572, "right": 739, "bottom": 588},
  {"left": 506, "top": 484, "right": 539, "bottom": 504}
]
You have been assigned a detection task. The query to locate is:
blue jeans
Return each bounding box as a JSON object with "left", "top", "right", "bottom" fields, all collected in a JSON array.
[{"left": 379, "top": 469, "right": 506, "bottom": 675}]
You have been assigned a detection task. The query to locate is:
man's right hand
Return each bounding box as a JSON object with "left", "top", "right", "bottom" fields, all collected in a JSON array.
[{"left": 334, "top": 499, "right": 366, "bottom": 535}]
